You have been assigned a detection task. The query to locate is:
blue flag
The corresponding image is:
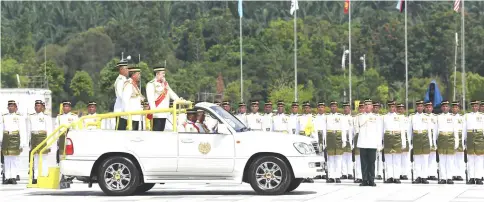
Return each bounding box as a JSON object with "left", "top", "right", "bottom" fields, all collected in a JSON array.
[
  {"left": 238, "top": 0, "right": 243, "bottom": 18},
  {"left": 424, "top": 80, "right": 443, "bottom": 109}
]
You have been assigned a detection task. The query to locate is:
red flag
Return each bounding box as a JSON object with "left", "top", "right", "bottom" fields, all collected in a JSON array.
[
  {"left": 344, "top": 0, "right": 350, "bottom": 14},
  {"left": 453, "top": 0, "right": 461, "bottom": 12}
]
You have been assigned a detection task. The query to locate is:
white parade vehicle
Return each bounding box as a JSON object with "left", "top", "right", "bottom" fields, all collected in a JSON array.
[{"left": 28, "top": 101, "right": 323, "bottom": 196}]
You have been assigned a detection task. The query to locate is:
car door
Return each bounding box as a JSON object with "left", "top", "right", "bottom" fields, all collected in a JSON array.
[
  {"left": 177, "top": 109, "right": 235, "bottom": 174},
  {"left": 126, "top": 131, "right": 178, "bottom": 173}
]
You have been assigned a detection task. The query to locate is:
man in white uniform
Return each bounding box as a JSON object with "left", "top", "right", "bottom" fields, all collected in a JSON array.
[
  {"left": 56, "top": 101, "right": 78, "bottom": 164},
  {"left": 409, "top": 100, "right": 432, "bottom": 184},
  {"left": 325, "top": 101, "right": 347, "bottom": 183},
  {"left": 121, "top": 66, "right": 143, "bottom": 130},
  {"left": 179, "top": 109, "right": 200, "bottom": 133},
  {"left": 352, "top": 103, "right": 365, "bottom": 183},
  {"left": 272, "top": 101, "right": 289, "bottom": 133},
  {"left": 314, "top": 102, "right": 326, "bottom": 180},
  {"left": 235, "top": 102, "right": 248, "bottom": 127},
  {"left": 435, "top": 100, "right": 458, "bottom": 184},
  {"left": 382, "top": 101, "right": 406, "bottom": 184},
  {"left": 28, "top": 100, "right": 53, "bottom": 184},
  {"left": 146, "top": 65, "right": 180, "bottom": 131},
  {"left": 373, "top": 101, "right": 384, "bottom": 180},
  {"left": 114, "top": 60, "right": 128, "bottom": 130},
  {"left": 397, "top": 103, "right": 410, "bottom": 180},
  {"left": 261, "top": 101, "right": 273, "bottom": 132},
  {"left": 425, "top": 101, "right": 438, "bottom": 180},
  {"left": 451, "top": 101, "right": 465, "bottom": 181},
  {"left": 464, "top": 100, "right": 484, "bottom": 185},
  {"left": 341, "top": 102, "right": 354, "bottom": 180},
  {"left": 1, "top": 100, "right": 27, "bottom": 184},
  {"left": 288, "top": 102, "right": 300, "bottom": 135},
  {"left": 246, "top": 100, "right": 262, "bottom": 131}
]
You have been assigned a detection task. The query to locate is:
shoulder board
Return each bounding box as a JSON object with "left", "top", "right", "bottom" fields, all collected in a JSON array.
[
  {"left": 148, "top": 79, "right": 155, "bottom": 83},
  {"left": 410, "top": 113, "right": 415, "bottom": 116},
  {"left": 357, "top": 113, "right": 362, "bottom": 115},
  {"left": 3, "top": 113, "right": 8, "bottom": 116},
  {"left": 30, "top": 113, "right": 36, "bottom": 115},
  {"left": 71, "top": 113, "right": 77, "bottom": 115},
  {"left": 117, "top": 76, "right": 123, "bottom": 80}
]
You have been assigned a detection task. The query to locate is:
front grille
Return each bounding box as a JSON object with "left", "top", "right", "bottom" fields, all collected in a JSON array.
[{"left": 312, "top": 142, "right": 321, "bottom": 154}]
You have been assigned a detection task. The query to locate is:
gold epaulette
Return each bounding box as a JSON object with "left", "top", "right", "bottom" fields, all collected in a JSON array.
[{"left": 148, "top": 79, "right": 155, "bottom": 84}]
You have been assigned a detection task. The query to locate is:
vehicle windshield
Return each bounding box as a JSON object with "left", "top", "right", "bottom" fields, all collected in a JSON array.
[{"left": 210, "top": 106, "right": 248, "bottom": 132}]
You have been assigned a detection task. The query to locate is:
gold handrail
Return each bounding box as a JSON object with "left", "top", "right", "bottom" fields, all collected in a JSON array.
[{"left": 28, "top": 100, "right": 193, "bottom": 183}]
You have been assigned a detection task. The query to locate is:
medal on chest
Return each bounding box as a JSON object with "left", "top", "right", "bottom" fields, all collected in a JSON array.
[
  {"left": 334, "top": 117, "right": 340, "bottom": 123},
  {"left": 282, "top": 117, "right": 288, "bottom": 123},
  {"left": 394, "top": 116, "right": 399, "bottom": 121},
  {"left": 39, "top": 117, "right": 45, "bottom": 123},
  {"left": 446, "top": 118, "right": 452, "bottom": 123},
  {"left": 477, "top": 116, "right": 483, "bottom": 122},
  {"left": 13, "top": 116, "right": 19, "bottom": 124},
  {"left": 422, "top": 117, "right": 427, "bottom": 123}
]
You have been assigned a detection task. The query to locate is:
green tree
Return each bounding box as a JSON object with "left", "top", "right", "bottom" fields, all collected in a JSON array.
[{"left": 70, "top": 70, "right": 94, "bottom": 103}]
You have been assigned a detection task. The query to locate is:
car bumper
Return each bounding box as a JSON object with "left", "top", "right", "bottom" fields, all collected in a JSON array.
[
  {"left": 60, "top": 159, "right": 95, "bottom": 177},
  {"left": 287, "top": 155, "right": 324, "bottom": 178}
]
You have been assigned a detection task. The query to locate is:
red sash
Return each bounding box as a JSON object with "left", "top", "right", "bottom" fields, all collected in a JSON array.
[
  {"left": 183, "top": 122, "right": 200, "bottom": 132},
  {"left": 155, "top": 81, "right": 169, "bottom": 107}
]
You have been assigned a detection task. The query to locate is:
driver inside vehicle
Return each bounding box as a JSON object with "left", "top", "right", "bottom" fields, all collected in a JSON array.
[
  {"left": 178, "top": 109, "right": 200, "bottom": 133},
  {"left": 196, "top": 109, "right": 211, "bottom": 133}
]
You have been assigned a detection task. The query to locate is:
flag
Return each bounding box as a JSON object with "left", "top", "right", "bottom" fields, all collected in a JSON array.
[
  {"left": 238, "top": 0, "right": 243, "bottom": 18},
  {"left": 344, "top": 0, "right": 350, "bottom": 14},
  {"left": 396, "top": 0, "right": 405, "bottom": 13},
  {"left": 453, "top": 0, "right": 461, "bottom": 12},
  {"left": 290, "top": 0, "right": 299, "bottom": 15}
]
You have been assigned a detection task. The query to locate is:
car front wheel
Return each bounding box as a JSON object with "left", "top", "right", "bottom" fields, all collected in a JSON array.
[
  {"left": 98, "top": 156, "right": 141, "bottom": 196},
  {"left": 248, "top": 156, "right": 293, "bottom": 195},
  {"left": 135, "top": 183, "right": 155, "bottom": 194},
  {"left": 285, "top": 178, "right": 303, "bottom": 193}
]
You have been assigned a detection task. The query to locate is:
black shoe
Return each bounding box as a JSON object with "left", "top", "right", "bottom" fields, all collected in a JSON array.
[
  {"left": 447, "top": 179, "right": 454, "bottom": 184},
  {"left": 348, "top": 174, "right": 354, "bottom": 179},
  {"left": 438, "top": 180, "right": 447, "bottom": 184},
  {"left": 455, "top": 176, "right": 463, "bottom": 181},
  {"left": 385, "top": 178, "right": 393, "bottom": 183},
  {"left": 428, "top": 176, "right": 437, "bottom": 181},
  {"left": 314, "top": 175, "right": 322, "bottom": 179},
  {"left": 369, "top": 181, "right": 377, "bottom": 186},
  {"left": 2, "top": 179, "right": 8, "bottom": 184},
  {"left": 476, "top": 179, "right": 483, "bottom": 185},
  {"left": 394, "top": 179, "right": 401, "bottom": 184},
  {"left": 400, "top": 175, "right": 408, "bottom": 180},
  {"left": 376, "top": 175, "right": 382, "bottom": 180},
  {"left": 327, "top": 178, "right": 335, "bottom": 183},
  {"left": 467, "top": 178, "right": 476, "bottom": 185},
  {"left": 359, "top": 181, "right": 369, "bottom": 186},
  {"left": 452, "top": 176, "right": 457, "bottom": 180},
  {"left": 412, "top": 177, "right": 421, "bottom": 184},
  {"left": 341, "top": 175, "right": 348, "bottom": 179},
  {"left": 322, "top": 175, "right": 328, "bottom": 179},
  {"left": 16, "top": 175, "right": 20, "bottom": 181},
  {"left": 421, "top": 178, "right": 429, "bottom": 184},
  {"left": 303, "top": 178, "right": 314, "bottom": 183},
  {"left": 335, "top": 178, "right": 341, "bottom": 183},
  {"left": 32, "top": 179, "right": 38, "bottom": 184}
]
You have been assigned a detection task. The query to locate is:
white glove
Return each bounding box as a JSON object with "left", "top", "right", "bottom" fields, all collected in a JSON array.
[
  {"left": 402, "top": 143, "right": 406, "bottom": 150},
  {"left": 342, "top": 142, "right": 347, "bottom": 148}
]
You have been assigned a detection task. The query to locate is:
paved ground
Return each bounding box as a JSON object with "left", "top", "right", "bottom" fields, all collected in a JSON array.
[{"left": 1, "top": 178, "right": 484, "bottom": 202}]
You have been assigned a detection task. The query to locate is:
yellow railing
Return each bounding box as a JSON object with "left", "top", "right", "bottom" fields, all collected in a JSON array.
[{"left": 27, "top": 100, "right": 192, "bottom": 187}]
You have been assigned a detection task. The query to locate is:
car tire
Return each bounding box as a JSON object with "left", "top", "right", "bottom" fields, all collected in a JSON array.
[
  {"left": 98, "top": 156, "right": 141, "bottom": 196},
  {"left": 248, "top": 156, "right": 293, "bottom": 195},
  {"left": 134, "top": 183, "right": 155, "bottom": 194},
  {"left": 285, "top": 178, "right": 303, "bottom": 193}
]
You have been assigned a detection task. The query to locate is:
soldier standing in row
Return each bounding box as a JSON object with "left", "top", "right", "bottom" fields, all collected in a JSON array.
[
  {"left": 425, "top": 101, "right": 438, "bottom": 180},
  {"left": 452, "top": 101, "right": 465, "bottom": 181},
  {"left": 341, "top": 102, "right": 354, "bottom": 179},
  {"left": 114, "top": 60, "right": 128, "bottom": 130},
  {"left": 409, "top": 100, "right": 431, "bottom": 184},
  {"left": 288, "top": 102, "right": 300, "bottom": 135},
  {"left": 146, "top": 65, "right": 180, "bottom": 131},
  {"left": 273, "top": 101, "right": 289, "bottom": 133},
  {"left": 435, "top": 100, "right": 458, "bottom": 184},
  {"left": 56, "top": 101, "right": 78, "bottom": 164},
  {"left": 397, "top": 103, "right": 410, "bottom": 180},
  {"left": 28, "top": 100, "right": 53, "bottom": 184},
  {"left": 261, "top": 101, "right": 273, "bottom": 132},
  {"left": 1, "top": 100, "right": 27, "bottom": 184},
  {"left": 222, "top": 101, "right": 232, "bottom": 113},
  {"left": 235, "top": 103, "right": 248, "bottom": 127},
  {"left": 463, "top": 100, "right": 484, "bottom": 184},
  {"left": 382, "top": 101, "right": 406, "bottom": 183},
  {"left": 121, "top": 66, "right": 143, "bottom": 130},
  {"left": 314, "top": 102, "right": 326, "bottom": 180},
  {"left": 246, "top": 101, "right": 262, "bottom": 131},
  {"left": 299, "top": 102, "right": 315, "bottom": 138},
  {"left": 82, "top": 101, "right": 103, "bottom": 129},
  {"left": 373, "top": 101, "right": 383, "bottom": 180},
  {"left": 480, "top": 101, "right": 484, "bottom": 113},
  {"left": 325, "top": 101, "right": 347, "bottom": 183},
  {"left": 353, "top": 103, "right": 365, "bottom": 183}
]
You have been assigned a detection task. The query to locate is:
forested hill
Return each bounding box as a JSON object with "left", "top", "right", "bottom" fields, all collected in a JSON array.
[{"left": 1, "top": 1, "right": 484, "bottom": 114}]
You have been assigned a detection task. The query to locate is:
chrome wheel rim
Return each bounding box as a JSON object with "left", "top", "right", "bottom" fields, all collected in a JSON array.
[
  {"left": 104, "top": 163, "right": 131, "bottom": 191},
  {"left": 255, "top": 161, "right": 283, "bottom": 190}
]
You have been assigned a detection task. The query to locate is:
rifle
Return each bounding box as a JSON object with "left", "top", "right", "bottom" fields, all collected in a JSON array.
[
  {"left": 382, "top": 140, "right": 386, "bottom": 181},
  {"left": 352, "top": 139, "right": 356, "bottom": 183},
  {"left": 324, "top": 146, "right": 328, "bottom": 180},
  {"left": 410, "top": 140, "right": 414, "bottom": 182},
  {"left": 1, "top": 151, "right": 4, "bottom": 183},
  {"left": 436, "top": 148, "right": 440, "bottom": 181},
  {"left": 464, "top": 139, "right": 468, "bottom": 184}
]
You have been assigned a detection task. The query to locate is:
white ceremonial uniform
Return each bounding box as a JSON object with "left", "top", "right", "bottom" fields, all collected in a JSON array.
[
  {"left": 325, "top": 113, "right": 347, "bottom": 179},
  {"left": 178, "top": 120, "right": 200, "bottom": 133},
  {"left": 56, "top": 112, "right": 79, "bottom": 129},
  {"left": 261, "top": 113, "right": 273, "bottom": 132},
  {"left": 235, "top": 113, "right": 248, "bottom": 127},
  {"left": 427, "top": 113, "right": 438, "bottom": 177},
  {"left": 299, "top": 113, "right": 317, "bottom": 141},
  {"left": 1, "top": 112, "right": 27, "bottom": 180},
  {"left": 434, "top": 112, "right": 458, "bottom": 181},
  {"left": 453, "top": 113, "right": 465, "bottom": 178},
  {"left": 288, "top": 113, "right": 300, "bottom": 135},
  {"left": 314, "top": 113, "right": 327, "bottom": 146},
  {"left": 122, "top": 78, "right": 143, "bottom": 126},
  {"left": 83, "top": 113, "right": 110, "bottom": 130},
  {"left": 409, "top": 112, "right": 432, "bottom": 180},
  {"left": 273, "top": 113, "right": 290, "bottom": 133},
  {"left": 246, "top": 112, "right": 262, "bottom": 131},
  {"left": 374, "top": 114, "right": 384, "bottom": 177},
  {"left": 342, "top": 113, "right": 354, "bottom": 177},
  {"left": 112, "top": 74, "right": 127, "bottom": 129},
  {"left": 204, "top": 114, "right": 218, "bottom": 133},
  {"left": 357, "top": 112, "right": 384, "bottom": 170},
  {"left": 463, "top": 112, "right": 484, "bottom": 180},
  {"left": 353, "top": 114, "right": 362, "bottom": 179},
  {"left": 382, "top": 112, "right": 407, "bottom": 179},
  {"left": 400, "top": 114, "right": 411, "bottom": 177},
  {"left": 27, "top": 112, "right": 53, "bottom": 179},
  {"left": 196, "top": 121, "right": 210, "bottom": 133},
  {"left": 145, "top": 79, "right": 179, "bottom": 119}
]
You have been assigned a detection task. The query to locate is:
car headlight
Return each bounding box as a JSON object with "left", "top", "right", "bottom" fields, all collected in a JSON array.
[{"left": 293, "top": 142, "right": 315, "bottom": 155}]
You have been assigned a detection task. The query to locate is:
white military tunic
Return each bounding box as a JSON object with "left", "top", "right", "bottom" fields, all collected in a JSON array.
[
  {"left": 288, "top": 114, "right": 300, "bottom": 135},
  {"left": 122, "top": 78, "right": 143, "bottom": 122},
  {"left": 178, "top": 120, "right": 200, "bottom": 133},
  {"left": 235, "top": 113, "right": 248, "bottom": 127},
  {"left": 1, "top": 112, "right": 27, "bottom": 179},
  {"left": 453, "top": 113, "right": 465, "bottom": 178},
  {"left": 56, "top": 112, "right": 79, "bottom": 129},
  {"left": 28, "top": 112, "right": 53, "bottom": 179},
  {"left": 427, "top": 113, "right": 438, "bottom": 177},
  {"left": 356, "top": 113, "right": 383, "bottom": 149},
  {"left": 272, "top": 113, "right": 290, "bottom": 133},
  {"left": 463, "top": 112, "right": 484, "bottom": 180},
  {"left": 382, "top": 112, "right": 406, "bottom": 179},
  {"left": 145, "top": 79, "right": 179, "bottom": 119},
  {"left": 261, "top": 113, "right": 273, "bottom": 132},
  {"left": 83, "top": 113, "right": 110, "bottom": 130},
  {"left": 325, "top": 113, "right": 347, "bottom": 179},
  {"left": 298, "top": 114, "right": 317, "bottom": 140},
  {"left": 341, "top": 113, "right": 354, "bottom": 177},
  {"left": 434, "top": 112, "right": 458, "bottom": 181},
  {"left": 409, "top": 112, "right": 432, "bottom": 179},
  {"left": 114, "top": 74, "right": 127, "bottom": 112},
  {"left": 246, "top": 112, "right": 262, "bottom": 131}
]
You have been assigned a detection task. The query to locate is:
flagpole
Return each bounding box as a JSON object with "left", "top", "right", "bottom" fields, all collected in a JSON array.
[
  {"left": 294, "top": 9, "right": 297, "bottom": 102},
  {"left": 405, "top": 0, "right": 408, "bottom": 115},
  {"left": 348, "top": 0, "right": 352, "bottom": 108},
  {"left": 461, "top": 0, "right": 465, "bottom": 111},
  {"left": 453, "top": 32, "right": 458, "bottom": 101},
  {"left": 240, "top": 16, "right": 243, "bottom": 103}
]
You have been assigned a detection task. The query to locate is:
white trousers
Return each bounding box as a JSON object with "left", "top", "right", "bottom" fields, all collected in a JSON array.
[
  {"left": 376, "top": 151, "right": 383, "bottom": 176},
  {"left": 454, "top": 152, "right": 465, "bottom": 177},
  {"left": 439, "top": 154, "right": 455, "bottom": 180},
  {"left": 428, "top": 151, "right": 437, "bottom": 176},
  {"left": 468, "top": 155, "right": 484, "bottom": 179},
  {"left": 414, "top": 154, "right": 429, "bottom": 178},
  {"left": 342, "top": 152, "right": 352, "bottom": 176},
  {"left": 355, "top": 155, "right": 362, "bottom": 179},
  {"left": 401, "top": 151, "right": 409, "bottom": 176},
  {"left": 383, "top": 153, "right": 401, "bottom": 179},
  {"left": 328, "top": 155, "right": 343, "bottom": 179},
  {"left": 33, "top": 154, "right": 49, "bottom": 179},
  {"left": 3, "top": 156, "right": 19, "bottom": 179}
]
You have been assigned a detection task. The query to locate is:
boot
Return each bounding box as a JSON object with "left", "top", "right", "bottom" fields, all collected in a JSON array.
[
  {"left": 348, "top": 174, "right": 354, "bottom": 179},
  {"left": 394, "top": 179, "right": 401, "bottom": 184},
  {"left": 467, "top": 178, "right": 476, "bottom": 185},
  {"left": 10, "top": 178, "right": 17, "bottom": 185},
  {"left": 455, "top": 176, "right": 463, "bottom": 181},
  {"left": 369, "top": 181, "right": 377, "bottom": 186},
  {"left": 452, "top": 176, "right": 457, "bottom": 180},
  {"left": 447, "top": 179, "right": 454, "bottom": 184},
  {"left": 335, "top": 178, "right": 341, "bottom": 183},
  {"left": 421, "top": 178, "right": 429, "bottom": 184},
  {"left": 438, "top": 180, "right": 447, "bottom": 184},
  {"left": 476, "top": 179, "right": 483, "bottom": 185},
  {"left": 327, "top": 178, "right": 335, "bottom": 183},
  {"left": 412, "top": 177, "right": 421, "bottom": 184},
  {"left": 341, "top": 175, "right": 348, "bottom": 179},
  {"left": 359, "top": 180, "right": 369, "bottom": 186},
  {"left": 428, "top": 176, "right": 437, "bottom": 180}
]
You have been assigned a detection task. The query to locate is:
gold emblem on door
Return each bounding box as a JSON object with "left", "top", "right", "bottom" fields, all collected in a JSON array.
[{"left": 198, "top": 142, "right": 211, "bottom": 154}]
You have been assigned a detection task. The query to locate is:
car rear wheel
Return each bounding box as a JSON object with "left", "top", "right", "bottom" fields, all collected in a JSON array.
[
  {"left": 134, "top": 183, "right": 155, "bottom": 194},
  {"left": 98, "top": 156, "right": 141, "bottom": 196},
  {"left": 285, "top": 178, "right": 303, "bottom": 193},
  {"left": 248, "top": 156, "right": 293, "bottom": 195}
]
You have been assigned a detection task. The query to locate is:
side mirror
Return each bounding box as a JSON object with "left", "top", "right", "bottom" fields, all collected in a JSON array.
[{"left": 218, "top": 123, "right": 232, "bottom": 135}]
